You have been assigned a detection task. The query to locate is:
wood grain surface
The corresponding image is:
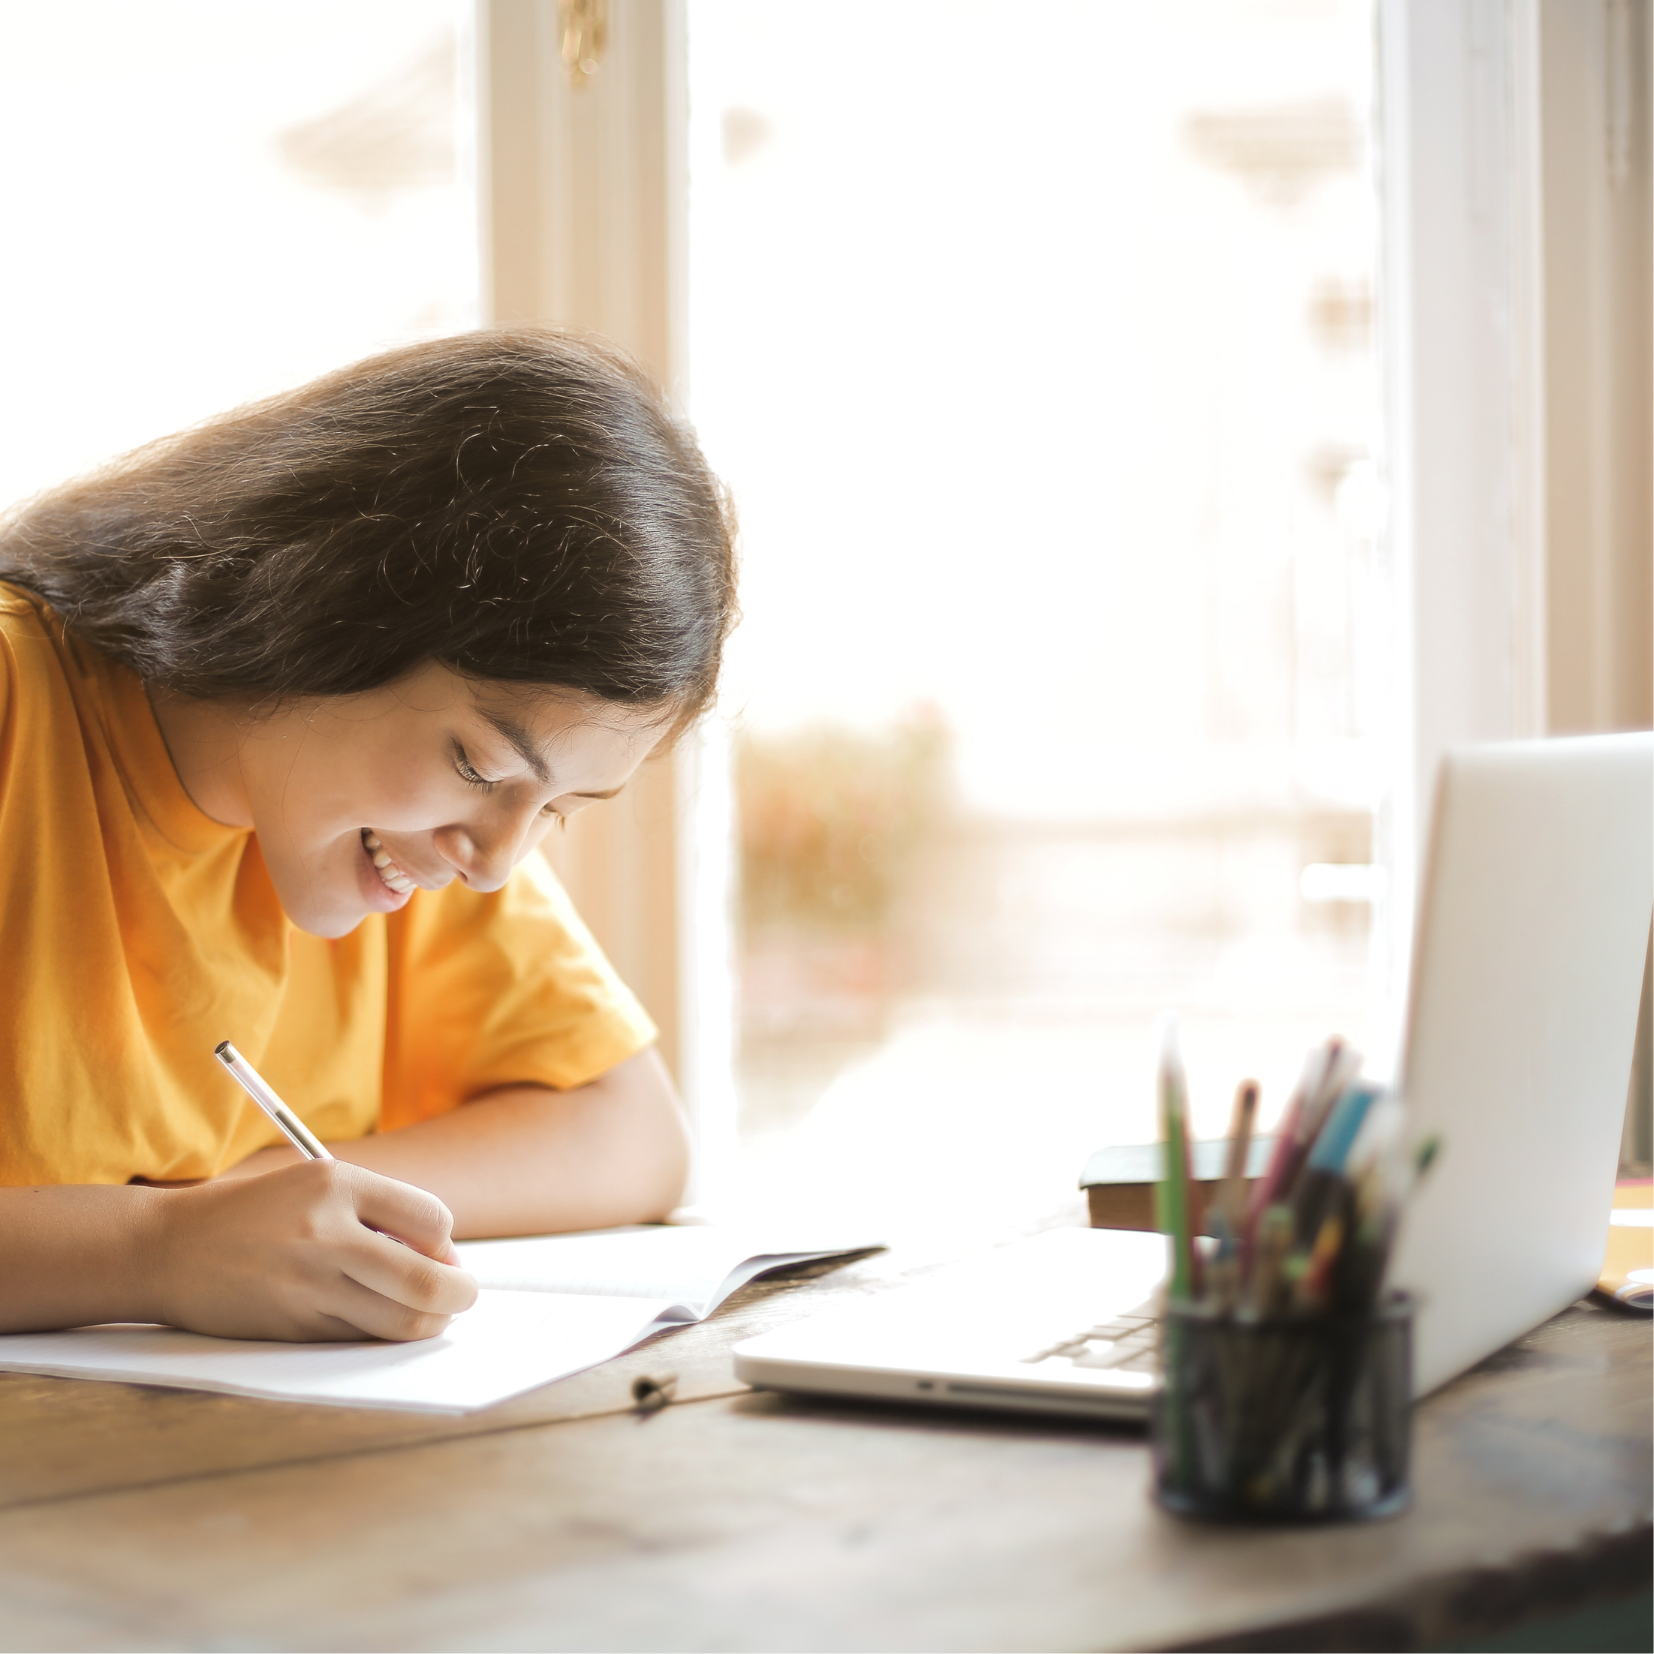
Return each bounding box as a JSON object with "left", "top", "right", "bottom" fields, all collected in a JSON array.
[{"left": 0, "top": 1205, "right": 1646, "bottom": 1652}]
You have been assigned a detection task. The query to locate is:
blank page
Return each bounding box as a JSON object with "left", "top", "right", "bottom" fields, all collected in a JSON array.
[
  {"left": 0, "top": 1290, "right": 686, "bottom": 1414},
  {"left": 456, "top": 1225, "right": 877, "bottom": 1318}
]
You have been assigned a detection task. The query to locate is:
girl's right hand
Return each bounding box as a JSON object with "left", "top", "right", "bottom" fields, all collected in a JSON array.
[{"left": 146, "top": 1160, "right": 478, "bottom": 1342}]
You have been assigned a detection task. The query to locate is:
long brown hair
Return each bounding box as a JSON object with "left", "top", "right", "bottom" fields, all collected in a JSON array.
[{"left": 0, "top": 330, "right": 736, "bottom": 729}]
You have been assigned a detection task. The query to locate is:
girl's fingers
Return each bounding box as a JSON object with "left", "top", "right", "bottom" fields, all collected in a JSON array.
[
  {"left": 334, "top": 1226, "right": 478, "bottom": 1320},
  {"left": 341, "top": 1164, "right": 458, "bottom": 1261},
  {"left": 309, "top": 1271, "right": 461, "bottom": 1343}
]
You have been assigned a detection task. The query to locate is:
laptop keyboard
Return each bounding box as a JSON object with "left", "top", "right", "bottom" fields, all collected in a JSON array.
[{"left": 1020, "top": 1311, "right": 1160, "bottom": 1374}]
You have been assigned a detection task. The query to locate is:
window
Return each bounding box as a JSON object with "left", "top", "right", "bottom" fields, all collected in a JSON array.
[
  {"left": 686, "top": 1, "right": 1383, "bottom": 1229},
  {"left": 0, "top": 1, "right": 477, "bottom": 512}
]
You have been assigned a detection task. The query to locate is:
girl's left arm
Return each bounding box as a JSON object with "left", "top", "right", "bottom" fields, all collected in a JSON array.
[{"left": 217, "top": 1046, "right": 690, "bottom": 1239}]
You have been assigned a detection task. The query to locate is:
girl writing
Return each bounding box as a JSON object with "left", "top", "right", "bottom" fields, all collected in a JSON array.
[{"left": 0, "top": 330, "right": 734, "bottom": 1344}]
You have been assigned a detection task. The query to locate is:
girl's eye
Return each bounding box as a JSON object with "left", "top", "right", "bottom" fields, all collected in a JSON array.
[{"left": 454, "top": 750, "right": 495, "bottom": 791}]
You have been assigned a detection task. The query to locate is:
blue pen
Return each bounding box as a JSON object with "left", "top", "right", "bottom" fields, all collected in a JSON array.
[
  {"left": 1307, "top": 1084, "right": 1381, "bottom": 1176},
  {"left": 1289, "top": 1082, "right": 1382, "bottom": 1250}
]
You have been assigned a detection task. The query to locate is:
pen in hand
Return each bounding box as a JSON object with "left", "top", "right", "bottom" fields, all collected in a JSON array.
[
  {"left": 212, "top": 1040, "right": 464, "bottom": 1268},
  {"left": 214, "top": 1041, "right": 332, "bottom": 1160}
]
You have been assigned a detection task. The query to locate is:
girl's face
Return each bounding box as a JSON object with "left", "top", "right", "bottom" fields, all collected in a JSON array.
[{"left": 158, "top": 664, "right": 665, "bottom": 938}]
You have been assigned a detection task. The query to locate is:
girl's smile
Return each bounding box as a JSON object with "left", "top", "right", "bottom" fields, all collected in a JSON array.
[
  {"left": 359, "top": 829, "right": 418, "bottom": 904},
  {"left": 149, "top": 662, "right": 665, "bottom": 937}
]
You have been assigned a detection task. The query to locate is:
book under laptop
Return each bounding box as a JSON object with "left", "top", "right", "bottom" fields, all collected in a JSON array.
[{"left": 733, "top": 733, "right": 1654, "bottom": 1419}]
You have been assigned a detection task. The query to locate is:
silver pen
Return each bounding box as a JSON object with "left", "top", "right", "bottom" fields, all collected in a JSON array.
[
  {"left": 212, "top": 1042, "right": 460, "bottom": 1268},
  {"left": 214, "top": 1041, "right": 332, "bottom": 1160}
]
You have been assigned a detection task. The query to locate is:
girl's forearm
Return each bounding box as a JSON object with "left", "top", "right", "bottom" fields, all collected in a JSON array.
[
  {"left": 221, "top": 1047, "right": 691, "bottom": 1239},
  {"left": 0, "top": 1185, "right": 168, "bottom": 1332}
]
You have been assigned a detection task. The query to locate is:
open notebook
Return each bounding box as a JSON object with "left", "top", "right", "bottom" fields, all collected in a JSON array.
[{"left": 0, "top": 1226, "right": 879, "bottom": 1414}]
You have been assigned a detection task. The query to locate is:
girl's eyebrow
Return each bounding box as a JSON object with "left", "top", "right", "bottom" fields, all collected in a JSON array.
[
  {"left": 477, "top": 710, "right": 553, "bottom": 786},
  {"left": 474, "top": 711, "right": 624, "bottom": 801}
]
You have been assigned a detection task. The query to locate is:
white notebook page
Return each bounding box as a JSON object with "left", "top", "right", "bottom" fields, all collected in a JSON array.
[
  {"left": 0, "top": 1225, "right": 880, "bottom": 1414},
  {"left": 0, "top": 1291, "right": 682, "bottom": 1414},
  {"left": 457, "top": 1225, "right": 871, "bottom": 1317}
]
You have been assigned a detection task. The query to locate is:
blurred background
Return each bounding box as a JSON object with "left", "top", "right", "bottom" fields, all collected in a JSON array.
[
  {"left": 690, "top": 1, "right": 1384, "bottom": 1227},
  {"left": 0, "top": 3, "right": 478, "bottom": 508},
  {"left": 1, "top": 0, "right": 1646, "bottom": 1235}
]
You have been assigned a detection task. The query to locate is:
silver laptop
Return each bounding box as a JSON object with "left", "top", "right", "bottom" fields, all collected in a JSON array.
[{"left": 733, "top": 734, "right": 1653, "bottom": 1418}]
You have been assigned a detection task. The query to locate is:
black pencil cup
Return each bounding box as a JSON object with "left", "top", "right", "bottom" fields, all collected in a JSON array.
[{"left": 1151, "top": 1293, "right": 1413, "bottom": 1523}]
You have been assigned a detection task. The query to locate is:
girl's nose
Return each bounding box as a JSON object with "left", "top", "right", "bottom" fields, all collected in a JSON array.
[{"left": 432, "top": 820, "right": 523, "bottom": 892}]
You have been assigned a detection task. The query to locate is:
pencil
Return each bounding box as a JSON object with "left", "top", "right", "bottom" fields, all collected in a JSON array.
[
  {"left": 214, "top": 1040, "right": 332, "bottom": 1161},
  {"left": 1293, "top": 1213, "right": 1346, "bottom": 1310},
  {"left": 1218, "top": 1079, "right": 1259, "bottom": 1238},
  {"left": 1155, "top": 1019, "right": 1197, "bottom": 1301},
  {"left": 1243, "top": 1039, "right": 1353, "bottom": 1253},
  {"left": 1241, "top": 1074, "right": 1305, "bottom": 1266},
  {"left": 1245, "top": 1204, "right": 1295, "bottom": 1317}
]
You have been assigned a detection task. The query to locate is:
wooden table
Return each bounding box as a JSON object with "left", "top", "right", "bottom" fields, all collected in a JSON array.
[{"left": 0, "top": 1200, "right": 1647, "bottom": 1652}]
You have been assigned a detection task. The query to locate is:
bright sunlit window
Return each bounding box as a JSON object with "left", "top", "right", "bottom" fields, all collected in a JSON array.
[
  {"left": 687, "top": 0, "right": 1382, "bottom": 1233},
  {"left": 0, "top": 1, "right": 476, "bottom": 515}
]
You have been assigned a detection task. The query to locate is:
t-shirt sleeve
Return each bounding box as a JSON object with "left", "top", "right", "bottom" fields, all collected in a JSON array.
[
  {"left": 0, "top": 602, "right": 17, "bottom": 795},
  {"left": 379, "top": 854, "right": 657, "bottom": 1130}
]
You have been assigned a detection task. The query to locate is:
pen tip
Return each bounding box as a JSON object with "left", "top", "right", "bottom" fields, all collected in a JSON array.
[{"left": 213, "top": 1040, "right": 233, "bottom": 1059}]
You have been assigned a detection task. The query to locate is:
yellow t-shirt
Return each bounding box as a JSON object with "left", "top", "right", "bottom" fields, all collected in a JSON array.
[{"left": 0, "top": 586, "right": 657, "bottom": 1186}]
